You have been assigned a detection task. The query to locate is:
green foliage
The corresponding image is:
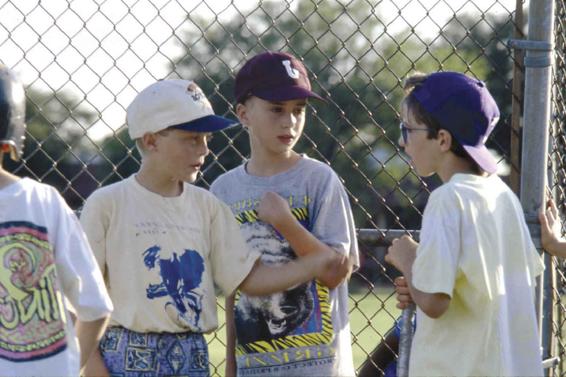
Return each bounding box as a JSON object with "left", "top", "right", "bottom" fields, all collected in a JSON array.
[{"left": 4, "top": 88, "right": 97, "bottom": 207}]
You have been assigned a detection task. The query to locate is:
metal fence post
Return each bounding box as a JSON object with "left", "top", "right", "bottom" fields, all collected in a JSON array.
[{"left": 517, "top": 0, "right": 555, "bottom": 371}]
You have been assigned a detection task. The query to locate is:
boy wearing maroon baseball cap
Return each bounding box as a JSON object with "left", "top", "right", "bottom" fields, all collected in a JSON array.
[
  {"left": 211, "top": 51, "right": 359, "bottom": 377},
  {"left": 385, "top": 72, "right": 544, "bottom": 376}
]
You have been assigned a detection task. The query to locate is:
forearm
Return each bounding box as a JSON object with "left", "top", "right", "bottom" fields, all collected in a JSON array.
[
  {"left": 76, "top": 316, "right": 109, "bottom": 368},
  {"left": 545, "top": 239, "right": 566, "bottom": 258},
  {"left": 272, "top": 217, "right": 349, "bottom": 288},
  {"left": 82, "top": 347, "right": 110, "bottom": 377},
  {"left": 403, "top": 270, "right": 450, "bottom": 318},
  {"left": 239, "top": 257, "right": 316, "bottom": 296}
]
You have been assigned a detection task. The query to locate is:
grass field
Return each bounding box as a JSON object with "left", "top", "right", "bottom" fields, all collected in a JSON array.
[{"left": 204, "top": 287, "right": 399, "bottom": 376}]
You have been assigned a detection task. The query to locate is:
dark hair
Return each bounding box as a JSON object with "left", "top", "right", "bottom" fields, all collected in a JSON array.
[{"left": 402, "top": 73, "right": 483, "bottom": 174}]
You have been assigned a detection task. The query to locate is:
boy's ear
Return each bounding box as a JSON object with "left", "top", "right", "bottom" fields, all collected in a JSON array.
[
  {"left": 235, "top": 103, "right": 248, "bottom": 126},
  {"left": 141, "top": 132, "right": 159, "bottom": 152},
  {"left": 437, "top": 129, "right": 453, "bottom": 152}
]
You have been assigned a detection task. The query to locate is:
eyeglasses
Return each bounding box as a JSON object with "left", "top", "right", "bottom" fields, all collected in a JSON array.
[{"left": 399, "top": 121, "right": 429, "bottom": 144}]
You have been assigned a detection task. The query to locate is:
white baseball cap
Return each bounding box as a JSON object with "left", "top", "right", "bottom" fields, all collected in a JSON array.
[{"left": 126, "top": 79, "right": 236, "bottom": 139}]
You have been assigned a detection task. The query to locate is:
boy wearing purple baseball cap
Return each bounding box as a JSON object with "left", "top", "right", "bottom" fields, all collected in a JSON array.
[
  {"left": 80, "top": 79, "right": 345, "bottom": 377},
  {"left": 211, "top": 51, "right": 359, "bottom": 377},
  {"left": 385, "top": 72, "right": 544, "bottom": 376}
]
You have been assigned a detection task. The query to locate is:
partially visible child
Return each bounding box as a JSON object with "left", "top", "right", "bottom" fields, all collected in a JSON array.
[
  {"left": 540, "top": 197, "right": 566, "bottom": 257},
  {"left": 385, "top": 71, "right": 544, "bottom": 376},
  {"left": 358, "top": 315, "right": 417, "bottom": 377},
  {"left": 357, "top": 322, "right": 400, "bottom": 377},
  {"left": 0, "top": 65, "right": 112, "bottom": 377},
  {"left": 80, "top": 79, "right": 342, "bottom": 377},
  {"left": 211, "top": 51, "right": 359, "bottom": 377}
]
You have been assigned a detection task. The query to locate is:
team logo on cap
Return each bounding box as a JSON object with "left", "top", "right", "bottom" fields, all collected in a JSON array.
[
  {"left": 187, "top": 82, "right": 205, "bottom": 102},
  {"left": 186, "top": 82, "right": 212, "bottom": 110},
  {"left": 282, "top": 60, "right": 300, "bottom": 79}
]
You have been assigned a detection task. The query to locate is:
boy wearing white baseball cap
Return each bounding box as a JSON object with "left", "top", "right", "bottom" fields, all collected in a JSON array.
[{"left": 80, "top": 79, "right": 346, "bottom": 376}]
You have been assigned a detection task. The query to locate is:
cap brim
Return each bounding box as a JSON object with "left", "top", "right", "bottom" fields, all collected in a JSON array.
[
  {"left": 463, "top": 144, "right": 498, "bottom": 174},
  {"left": 169, "top": 115, "right": 237, "bottom": 133},
  {"left": 253, "top": 86, "right": 325, "bottom": 102}
]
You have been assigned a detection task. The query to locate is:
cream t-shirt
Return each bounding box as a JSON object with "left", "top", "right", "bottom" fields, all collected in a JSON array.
[
  {"left": 80, "top": 175, "right": 259, "bottom": 334},
  {"left": 410, "top": 173, "right": 544, "bottom": 377}
]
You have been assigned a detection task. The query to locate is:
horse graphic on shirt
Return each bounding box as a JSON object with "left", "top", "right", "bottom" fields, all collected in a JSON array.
[{"left": 143, "top": 245, "right": 205, "bottom": 329}]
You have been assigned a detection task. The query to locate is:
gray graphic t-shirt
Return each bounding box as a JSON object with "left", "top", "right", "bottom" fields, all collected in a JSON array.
[{"left": 211, "top": 155, "right": 359, "bottom": 377}]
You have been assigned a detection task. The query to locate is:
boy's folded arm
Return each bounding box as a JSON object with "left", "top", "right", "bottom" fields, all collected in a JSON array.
[
  {"left": 258, "top": 191, "right": 350, "bottom": 288},
  {"left": 270, "top": 214, "right": 350, "bottom": 288},
  {"left": 238, "top": 252, "right": 335, "bottom": 296}
]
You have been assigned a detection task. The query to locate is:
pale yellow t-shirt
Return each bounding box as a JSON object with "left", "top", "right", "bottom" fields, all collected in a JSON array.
[
  {"left": 410, "top": 174, "right": 544, "bottom": 377},
  {"left": 80, "top": 175, "right": 259, "bottom": 333}
]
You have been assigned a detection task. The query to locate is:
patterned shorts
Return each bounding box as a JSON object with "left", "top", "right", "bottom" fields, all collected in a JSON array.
[{"left": 99, "top": 326, "right": 210, "bottom": 377}]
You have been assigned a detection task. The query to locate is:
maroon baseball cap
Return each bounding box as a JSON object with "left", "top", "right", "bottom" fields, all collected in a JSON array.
[{"left": 234, "top": 51, "right": 324, "bottom": 103}]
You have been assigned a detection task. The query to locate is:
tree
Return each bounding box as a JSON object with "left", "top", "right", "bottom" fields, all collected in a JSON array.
[
  {"left": 169, "top": 0, "right": 509, "bottom": 231},
  {"left": 4, "top": 87, "right": 97, "bottom": 208}
]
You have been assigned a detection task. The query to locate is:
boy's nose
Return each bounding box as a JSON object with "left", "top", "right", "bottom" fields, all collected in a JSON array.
[
  {"left": 198, "top": 141, "right": 210, "bottom": 156},
  {"left": 281, "top": 113, "right": 297, "bottom": 128},
  {"left": 398, "top": 134, "right": 406, "bottom": 147}
]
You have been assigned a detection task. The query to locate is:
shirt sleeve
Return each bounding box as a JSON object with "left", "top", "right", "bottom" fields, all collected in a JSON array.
[
  {"left": 311, "top": 172, "right": 360, "bottom": 269},
  {"left": 51, "top": 187, "right": 113, "bottom": 321},
  {"left": 79, "top": 190, "right": 108, "bottom": 276},
  {"left": 412, "top": 190, "right": 461, "bottom": 297},
  {"left": 209, "top": 199, "right": 260, "bottom": 296}
]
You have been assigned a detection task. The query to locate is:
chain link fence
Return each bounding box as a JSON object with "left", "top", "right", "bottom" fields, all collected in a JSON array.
[
  {"left": 551, "top": 0, "right": 566, "bottom": 374},
  {"left": 1, "top": 0, "right": 564, "bottom": 375}
]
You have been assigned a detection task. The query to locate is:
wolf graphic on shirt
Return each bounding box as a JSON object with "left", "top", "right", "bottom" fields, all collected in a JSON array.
[
  {"left": 233, "top": 206, "right": 333, "bottom": 355},
  {"left": 143, "top": 245, "right": 205, "bottom": 330}
]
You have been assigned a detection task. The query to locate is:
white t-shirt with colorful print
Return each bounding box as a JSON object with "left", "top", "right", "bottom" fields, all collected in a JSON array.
[
  {"left": 0, "top": 178, "right": 112, "bottom": 377},
  {"left": 211, "top": 155, "right": 359, "bottom": 377}
]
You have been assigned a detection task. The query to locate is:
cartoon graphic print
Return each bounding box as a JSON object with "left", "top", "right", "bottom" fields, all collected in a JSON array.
[
  {"left": 233, "top": 206, "right": 334, "bottom": 355},
  {"left": 144, "top": 246, "right": 205, "bottom": 329},
  {"left": 0, "top": 221, "right": 67, "bottom": 362}
]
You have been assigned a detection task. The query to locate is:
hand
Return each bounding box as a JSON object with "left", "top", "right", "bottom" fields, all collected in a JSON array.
[
  {"left": 311, "top": 250, "right": 349, "bottom": 283},
  {"left": 394, "top": 276, "right": 413, "bottom": 309},
  {"left": 257, "top": 191, "right": 293, "bottom": 228},
  {"left": 385, "top": 235, "right": 418, "bottom": 276},
  {"left": 539, "top": 198, "right": 564, "bottom": 254}
]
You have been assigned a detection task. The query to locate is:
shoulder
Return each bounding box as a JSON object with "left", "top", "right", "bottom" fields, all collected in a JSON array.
[
  {"left": 84, "top": 178, "right": 130, "bottom": 204},
  {"left": 298, "top": 155, "right": 341, "bottom": 183},
  {"left": 426, "top": 181, "right": 462, "bottom": 211},
  {"left": 210, "top": 164, "right": 244, "bottom": 194},
  {"left": 18, "top": 178, "right": 67, "bottom": 205},
  {"left": 185, "top": 183, "right": 229, "bottom": 211}
]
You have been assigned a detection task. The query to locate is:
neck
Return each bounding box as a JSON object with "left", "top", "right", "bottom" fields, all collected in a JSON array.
[
  {"left": 246, "top": 151, "right": 301, "bottom": 177},
  {"left": 0, "top": 168, "right": 20, "bottom": 189},
  {"left": 135, "top": 164, "right": 183, "bottom": 197},
  {"left": 437, "top": 154, "right": 485, "bottom": 183}
]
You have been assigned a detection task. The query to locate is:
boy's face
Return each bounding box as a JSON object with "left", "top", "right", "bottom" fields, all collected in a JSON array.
[
  {"left": 237, "top": 97, "right": 306, "bottom": 157},
  {"left": 399, "top": 104, "right": 441, "bottom": 177},
  {"left": 150, "top": 129, "right": 211, "bottom": 183}
]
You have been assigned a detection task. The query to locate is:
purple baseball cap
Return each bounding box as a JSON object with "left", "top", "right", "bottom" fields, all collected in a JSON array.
[
  {"left": 234, "top": 51, "right": 324, "bottom": 103},
  {"left": 411, "top": 71, "right": 500, "bottom": 174}
]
